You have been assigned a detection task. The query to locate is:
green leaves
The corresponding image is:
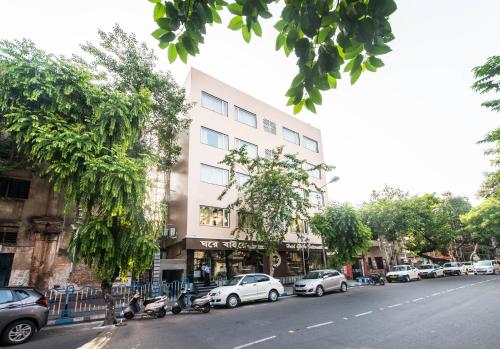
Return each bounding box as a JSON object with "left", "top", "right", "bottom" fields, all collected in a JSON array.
[
  {"left": 167, "top": 43, "right": 177, "bottom": 63},
  {"left": 150, "top": 0, "right": 397, "bottom": 113},
  {"left": 228, "top": 16, "right": 243, "bottom": 30}
]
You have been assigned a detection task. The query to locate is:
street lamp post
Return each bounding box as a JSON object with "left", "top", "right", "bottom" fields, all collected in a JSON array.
[{"left": 318, "top": 176, "right": 339, "bottom": 267}]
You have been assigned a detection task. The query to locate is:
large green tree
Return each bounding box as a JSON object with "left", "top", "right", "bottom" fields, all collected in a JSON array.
[
  {"left": 310, "top": 202, "right": 371, "bottom": 267},
  {"left": 218, "top": 146, "right": 330, "bottom": 274},
  {"left": 461, "top": 198, "right": 500, "bottom": 259},
  {"left": 472, "top": 56, "right": 499, "bottom": 199},
  {"left": 0, "top": 33, "right": 190, "bottom": 324},
  {"left": 149, "top": 0, "right": 397, "bottom": 112}
]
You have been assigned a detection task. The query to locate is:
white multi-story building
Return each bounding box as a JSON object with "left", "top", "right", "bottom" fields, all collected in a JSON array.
[{"left": 160, "top": 68, "right": 328, "bottom": 283}]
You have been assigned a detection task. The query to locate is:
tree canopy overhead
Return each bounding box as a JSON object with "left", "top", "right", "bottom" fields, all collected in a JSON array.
[{"left": 149, "top": 0, "right": 397, "bottom": 113}]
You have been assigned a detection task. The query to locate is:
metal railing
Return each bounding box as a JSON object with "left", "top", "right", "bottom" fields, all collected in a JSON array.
[{"left": 45, "top": 280, "right": 190, "bottom": 321}]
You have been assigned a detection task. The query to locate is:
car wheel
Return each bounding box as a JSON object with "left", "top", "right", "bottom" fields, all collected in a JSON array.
[
  {"left": 340, "top": 282, "right": 348, "bottom": 292},
  {"left": 387, "top": 279, "right": 392, "bottom": 283},
  {"left": 268, "top": 289, "right": 279, "bottom": 302},
  {"left": 171, "top": 306, "right": 182, "bottom": 315},
  {"left": 380, "top": 279, "right": 385, "bottom": 286},
  {"left": 457, "top": 271, "right": 461, "bottom": 276},
  {"left": 315, "top": 285, "right": 324, "bottom": 297},
  {"left": 124, "top": 311, "right": 134, "bottom": 319},
  {"left": 226, "top": 294, "right": 240, "bottom": 308},
  {"left": 2, "top": 320, "right": 36, "bottom": 345},
  {"left": 404, "top": 275, "right": 410, "bottom": 282}
]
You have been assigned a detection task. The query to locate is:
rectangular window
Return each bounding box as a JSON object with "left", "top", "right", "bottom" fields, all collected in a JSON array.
[
  {"left": 200, "top": 164, "right": 229, "bottom": 186},
  {"left": 304, "top": 163, "right": 321, "bottom": 179},
  {"left": 199, "top": 206, "right": 230, "bottom": 227},
  {"left": 235, "top": 172, "right": 250, "bottom": 187},
  {"left": 201, "top": 91, "right": 228, "bottom": 116},
  {"left": 0, "top": 178, "right": 30, "bottom": 199},
  {"left": 0, "top": 225, "right": 18, "bottom": 245},
  {"left": 235, "top": 139, "right": 258, "bottom": 159},
  {"left": 309, "top": 191, "right": 324, "bottom": 207},
  {"left": 283, "top": 127, "right": 300, "bottom": 145},
  {"left": 264, "top": 149, "right": 274, "bottom": 159},
  {"left": 263, "top": 118, "right": 276, "bottom": 134},
  {"left": 200, "top": 127, "right": 228, "bottom": 150},
  {"left": 303, "top": 136, "right": 319, "bottom": 152},
  {"left": 235, "top": 107, "right": 257, "bottom": 128},
  {"left": 237, "top": 211, "right": 255, "bottom": 231}
]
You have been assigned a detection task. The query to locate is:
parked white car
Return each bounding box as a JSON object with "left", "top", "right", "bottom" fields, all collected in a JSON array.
[
  {"left": 209, "top": 274, "right": 284, "bottom": 308},
  {"left": 293, "top": 269, "right": 348, "bottom": 297},
  {"left": 386, "top": 265, "right": 420, "bottom": 282},
  {"left": 417, "top": 264, "right": 444, "bottom": 278},
  {"left": 458, "top": 261, "right": 474, "bottom": 274},
  {"left": 443, "top": 262, "right": 462, "bottom": 276},
  {"left": 474, "top": 260, "right": 500, "bottom": 275}
]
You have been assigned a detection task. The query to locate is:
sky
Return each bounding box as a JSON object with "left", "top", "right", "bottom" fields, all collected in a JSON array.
[{"left": 1, "top": 0, "right": 498, "bottom": 206}]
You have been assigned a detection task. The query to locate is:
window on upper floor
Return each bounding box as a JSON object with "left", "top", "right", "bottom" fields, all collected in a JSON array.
[
  {"left": 199, "top": 206, "right": 230, "bottom": 227},
  {"left": 283, "top": 127, "right": 300, "bottom": 145},
  {"left": 201, "top": 127, "right": 229, "bottom": 150},
  {"left": 235, "top": 106, "right": 257, "bottom": 128},
  {"left": 237, "top": 211, "right": 255, "bottom": 231},
  {"left": 235, "top": 172, "right": 250, "bottom": 187},
  {"left": 263, "top": 118, "right": 276, "bottom": 134},
  {"left": 200, "top": 164, "right": 229, "bottom": 186},
  {"left": 235, "top": 138, "right": 258, "bottom": 159},
  {"left": 0, "top": 178, "right": 30, "bottom": 200},
  {"left": 309, "top": 191, "right": 324, "bottom": 207},
  {"left": 0, "top": 224, "right": 18, "bottom": 245},
  {"left": 304, "top": 163, "right": 321, "bottom": 179},
  {"left": 264, "top": 149, "right": 274, "bottom": 159},
  {"left": 303, "top": 136, "right": 319, "bottom": 153},
  {"left": 201, "top": 91, "right": 228, "bottom": 116}
]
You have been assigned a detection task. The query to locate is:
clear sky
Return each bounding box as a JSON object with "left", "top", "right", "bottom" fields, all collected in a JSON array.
[{"left": 1, "top": 0, "right": 498, "bottom": 206}]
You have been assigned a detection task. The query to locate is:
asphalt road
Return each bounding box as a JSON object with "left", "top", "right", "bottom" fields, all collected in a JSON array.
[{"left": 12, "top": 274, "right": 500, "bottom": 349}]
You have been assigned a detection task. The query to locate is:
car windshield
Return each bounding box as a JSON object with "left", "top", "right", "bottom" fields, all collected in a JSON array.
[
  {"left": 225, "top": 276, "right": 244, "bottom": 286},
  {"left": 391, "top": 266, "right": 407, "bottom": 271},
  {"left": 443, "top": 263, "right": 455, "bottom": 267},
  {"left": 476, "top": 261, "right": 492, "bottom": 266},
  {"left": 419, "top": 265, "right": 433, "bottom": 269},
  {"left": 303, "top": 271, "right": 324, "bottom": 279}
]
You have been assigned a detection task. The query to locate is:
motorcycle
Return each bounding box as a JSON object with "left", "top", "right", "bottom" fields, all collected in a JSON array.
[
  {"left": 171, "top": 287, "right": 211, "bottom": 315},
  {"left": 123, "top": 293, "right": 169, "bottom": 319},
  {"left": 368, "top": 273, "right": 386, "bottom": 286}
]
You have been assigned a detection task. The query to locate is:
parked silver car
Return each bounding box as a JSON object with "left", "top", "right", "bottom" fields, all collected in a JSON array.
[
  {"left": 0, "top": 287, "right": 49, "bottom": 346},
  {"left": 294, "top": 269, "right": 348, "bottom": 297}
]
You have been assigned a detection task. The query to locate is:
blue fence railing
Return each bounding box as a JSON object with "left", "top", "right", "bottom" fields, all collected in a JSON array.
[{"left": 45, "top": 279, "right": 190, "bottom": 321}]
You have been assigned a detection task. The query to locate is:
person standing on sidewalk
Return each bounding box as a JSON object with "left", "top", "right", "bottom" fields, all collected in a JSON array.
[{"left": 202, "top": 264, "right": 211, "bottom": 286}]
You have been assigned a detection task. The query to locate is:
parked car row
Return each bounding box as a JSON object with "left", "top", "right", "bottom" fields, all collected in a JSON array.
[
  {"left": 208, "top": 269, "right": 348, "bottom": 309},
  {"left": 385, "top": 260, "right": 500, "bottom": 283}
]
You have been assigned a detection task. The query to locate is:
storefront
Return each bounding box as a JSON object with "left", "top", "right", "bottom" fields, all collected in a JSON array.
[{"left": 184, "top": 238, "right": 324, "bottom": 281}]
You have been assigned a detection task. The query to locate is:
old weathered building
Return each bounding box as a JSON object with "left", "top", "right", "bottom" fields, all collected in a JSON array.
[{"left": 0, "top": 169, "right": 75, "bottom": 289}]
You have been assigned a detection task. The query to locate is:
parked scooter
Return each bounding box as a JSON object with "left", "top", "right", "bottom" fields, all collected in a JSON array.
[
  {"left": 368, "top": 273, "right": 386, "bottom": 286},
  {"left": 124, "top": 293, "right": 169, "bottom": 319},
  {"left": 171, "top": 287, "right": 211, "bottom": 314}
]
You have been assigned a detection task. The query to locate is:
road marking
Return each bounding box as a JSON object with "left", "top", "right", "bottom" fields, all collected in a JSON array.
[
  {"left": 354, "top": 311, "right": 373, "bottom": 317},
  {"left": 306, "top": 321, "right": 333, "bottom": 329},
  {"left": 458, "top": 286, "right": 465, "bottom": 289},
  {"left": 431, "top": 292, "right": 441, "bottom": 296},
  {"left": 379, "top": 307, "right": 385, "bottom": 311},
  {"left": 343, "top": 317, "right": 349, "bottom": 320},
  {"left": 77, "top": 331, "right": 113, "bottom": 349},
  {"left": 412, "top": 298, "right": 424, "bottom": 302},
  {"left": 233, "top": 336, "right": 277, "bottom": 349},
  {"left": 288, "top": 330, "right": 295, "bottom": 334},
  {"left": 387, "top": 303, "right": 402, "bottom": 308},
  {"left": 447, "top": 289, "right": 455, "bottom": 292}
]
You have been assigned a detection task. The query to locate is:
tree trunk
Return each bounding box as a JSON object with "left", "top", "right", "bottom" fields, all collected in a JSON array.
[
  {"left": 469, "top": 243, "right": 478, "bottom": 262},
  {"left": 268, "top": 254, "right": 274, "bottom": 277},
  {"left": 101, "top": 279, "right": 116, "bottom": 326}
]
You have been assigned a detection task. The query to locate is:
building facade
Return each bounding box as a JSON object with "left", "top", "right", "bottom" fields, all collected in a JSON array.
[
  {"left": 160, "top": 69, "right": 328, "bottom": 282},
  {"left": 0, "top": 168, "right": 75, "bottom": 289}
]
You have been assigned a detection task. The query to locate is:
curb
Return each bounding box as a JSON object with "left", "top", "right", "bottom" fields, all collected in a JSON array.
[{"left": 47, "top": 314, "right": 105, "bottom": 326}]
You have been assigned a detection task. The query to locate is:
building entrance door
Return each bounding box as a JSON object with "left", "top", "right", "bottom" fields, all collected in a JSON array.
[{"left": 0, "top": 253, "right": 14, "bottom": 286}]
